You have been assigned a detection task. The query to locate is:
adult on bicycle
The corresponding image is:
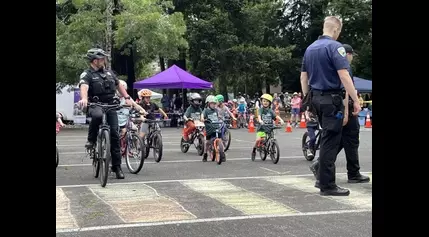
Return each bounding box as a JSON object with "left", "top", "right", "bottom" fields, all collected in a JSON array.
[
  {"left": 183, "top": 93, "right": 203, "bottom": 142},
  {"left": 137, "top": 89, "right": 169, "bottom": 139},
  {"left": 78, "top": 48, "right": 132, "bottom": 179}
]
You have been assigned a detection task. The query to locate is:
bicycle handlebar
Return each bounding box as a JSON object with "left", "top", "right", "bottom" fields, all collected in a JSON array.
[
  {"left": 88, "top": 102, "right": 123, "bottom": 112},
  {"left": 143, "top": 119, "right": 171, "bottom": 123}
]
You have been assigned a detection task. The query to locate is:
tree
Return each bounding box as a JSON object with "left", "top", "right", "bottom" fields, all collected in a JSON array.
[{"left": 56, "top": 0, "right": 187, "bottom": 89}]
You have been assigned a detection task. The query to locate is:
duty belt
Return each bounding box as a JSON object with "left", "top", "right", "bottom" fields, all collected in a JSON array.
[{"left": 311, "top": 89, "right": 342, "bottom": 96}]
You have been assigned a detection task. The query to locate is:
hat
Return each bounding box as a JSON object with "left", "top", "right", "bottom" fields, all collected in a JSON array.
[{"left": 343, "top": 44, "right": 357, "bottom": 56}]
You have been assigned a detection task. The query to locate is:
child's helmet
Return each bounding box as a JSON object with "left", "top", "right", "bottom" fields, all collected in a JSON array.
[
  {"left": 138, "top": 89, "right": 152, "bottom": 99},
  {"left": 233, "top": 99, "right": 237, "bottom": 103},
  {"left": 189, "top": 93, "right": 202, "bottom": 106},
  {"left": 205, "top": 95, "right": 217, "bottom": 104},
  {"left": 239, "top": 98, "right": 245, "bottom": 103},
  {"left": 260, "top": 94, "right": 273, "bottom": 103},
  {"left": 215, "top": 94, "right": 224, "bottom": 103}
]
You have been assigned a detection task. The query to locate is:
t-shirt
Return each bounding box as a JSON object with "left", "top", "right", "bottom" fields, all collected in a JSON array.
[
  {"left": 257, "top": 107, "right": 276, "bottom": 133},
  {"left": 217, "top": 105, "right": 230, "bottom": 120},
  {"left": 117, "top": 97, "right": 129, "bottom": 127},
  {"left": 237, "top": 103, "right": 246, "bottom": 113},
  {"left": 202, "top": 107, "right": 220, "bottom": 135},
  {"left": 139, "top": 101, "right": 159, "bottom": 120},
  {"left": 184, "top": 105, "right": 203, "bottom": 120}
]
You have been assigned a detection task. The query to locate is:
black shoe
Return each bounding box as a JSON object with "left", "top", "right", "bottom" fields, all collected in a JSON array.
[
  {"left": 348, "top": 174, "right": 370, "bottom": 183},
  {"left": 315, "top": 180, "right": 320, "bottom": 188},
  {"left": 85, "top": 141, "right": 94, "bottom": 149},
  {"left": 112, "top": 167, "right": 125, "bottom": 179},
  {"left": 202, "top": 153, "right": 207, "bottom": 162},
  {"left": 320, "top": 186, "right": 350, "bottom": 196}
]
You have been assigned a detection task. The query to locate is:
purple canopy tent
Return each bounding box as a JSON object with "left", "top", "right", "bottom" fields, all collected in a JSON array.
[{"left": 133, "top": 65, "right": 213, "bottom": 89}]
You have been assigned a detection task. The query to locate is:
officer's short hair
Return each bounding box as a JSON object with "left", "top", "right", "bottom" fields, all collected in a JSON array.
[{"left": 323, "top": 16, "right": 342, "bottom": 30}]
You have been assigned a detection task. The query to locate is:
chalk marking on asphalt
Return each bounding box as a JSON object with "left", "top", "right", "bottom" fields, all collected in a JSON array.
[
  {"left": 56, "top": 188, "right": 79, "bottom": 229},
  {"left": 55, "top": 209, "right": 371, "bottom": 233},
  {"left": 182, "top": 180, "right": 299, "bottom": 215},
  {"left": 233, "top": 139, "right": 254, "bottom": 144},
  {"left": 58, "top": 146, "right": 255, "bottom": 150},
  {"left": 87, "top": 187, "right": 127, "bottom": 223},
  {"left": 144, "top": 184, "right": 198, "bottom": 219},
  {"left": 266, "top": 176, "right": 372, "bottom": 210},
  {"left": 56, "top": 172, "right": 371, "bottom": 188},
  {"left": 259, "top": 167, "right": 291, "bottom": 175},
  {"left": 90, "top": 184, "right": 196, "bottom": 223},
  {"left": 57, "top": 156, "right": 304, "bottom": 167}
]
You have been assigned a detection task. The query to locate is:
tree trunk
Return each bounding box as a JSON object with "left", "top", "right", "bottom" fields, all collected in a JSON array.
[{"left": 105, "top": 0, "right": 114, "bottom": 69}]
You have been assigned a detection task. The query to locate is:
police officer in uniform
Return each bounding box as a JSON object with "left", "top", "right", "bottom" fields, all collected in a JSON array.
[
  {"left": 300, "top": 16, "right": 361, "bottom": 196},
  {"left": 309, "top": 44, "right": 370, "bottom": 189},
  {"left": 78, "top": 48, "right": 132, "bottom": 179}
]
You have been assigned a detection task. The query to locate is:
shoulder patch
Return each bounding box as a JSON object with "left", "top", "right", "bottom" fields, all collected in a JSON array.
[
  {"left": 337, "top": 47, "right": 346, "bottom": 57},
  {"left": 80, "top": 72, "right": 87, "bottom": 79}
]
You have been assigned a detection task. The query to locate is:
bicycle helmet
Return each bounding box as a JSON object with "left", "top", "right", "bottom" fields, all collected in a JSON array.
[
  {"left": 215, "top": 94, "right": 224, "bottom": 103},
  {"left": 189, "top": 93, "right": 202, "bottom": 106},
  {"left": 86, "top": 48, "right": 109, "bottom": 61},
  {"left": 239, "top": 98, "right": 245, "bottom": 103},
  {"left": 205, "top": 95, "right": 217, "bottom": 104},
  {"left": 260, "top": 93, "right": 273, "bottom": 103},
  {"left": 138, "top": 89, "right": 152, "bottom": 98},
  {"left": 232, "top": 99, "right": 237, "bottom": 103}
]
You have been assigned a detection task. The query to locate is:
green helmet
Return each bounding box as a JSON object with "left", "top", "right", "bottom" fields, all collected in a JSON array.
[
  {"left": 205, "top": 95, "right": 217, "bottom": 104},
  {"left": 215, "top": 94, "right": 224, "bottom": 103}
]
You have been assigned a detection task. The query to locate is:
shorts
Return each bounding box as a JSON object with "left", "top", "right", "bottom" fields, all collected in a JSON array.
[
  {"left": 119, "top": 125, "right": 126, "bottom": 129},
  {"left": 256, "top": 131, "right": 266, "bottom": 138},
  {"left": 292, "top": 108, "right": 300, "bottom": 115},
  {"left": 140, "top": 123, "right": 149, "bottom": 134},
  {"left": 205, "top": 131, "right": 218, "bottom": 141}
]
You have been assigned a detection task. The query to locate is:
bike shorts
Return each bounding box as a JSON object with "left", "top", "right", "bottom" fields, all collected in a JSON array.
[
  {"left": 205, "top": 131, "right": 218, "bottom": 141},
  {"left": 256, "top": 131, "right": 266, "bottom": 138}
]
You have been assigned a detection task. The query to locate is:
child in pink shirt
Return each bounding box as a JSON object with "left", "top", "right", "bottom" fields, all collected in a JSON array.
[{"left": 290, "top": 92, "right": 301, "bottom": 126}]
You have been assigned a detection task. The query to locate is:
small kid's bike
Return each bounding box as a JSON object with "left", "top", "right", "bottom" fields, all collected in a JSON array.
[
  {"left": 301, "top": 124, "right": 321, "bottom": 161},
  {"left": 252, "top": 124, "right": 282, "bottom": 164},
  {"left": 119, "top": 108, "right": 145, "bottom": 174},
  {"left": 180, "top": 119, "right": 205, "bottom": 156},
  {"left": 206, "top": 120, "right": 226, "bottom": 165},
  {"left": 142, "top": 119, "right": 170, "bottom": 162}
]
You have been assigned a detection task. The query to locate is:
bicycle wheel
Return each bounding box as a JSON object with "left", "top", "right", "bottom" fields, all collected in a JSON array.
[
  {"left": 142, "top": 135, "right": 150, "bottom": 159},
  {"left": 180, "top": 137, "right": 190, "bottom": 153},
  {"left": 196, "top": 134, "right": 205, "bottom": 156},
  {"left": 56, "top": 145, "right": 59, "bottom": 168},
  {"left": 214, "top": 139, "right": 223, "bottom": 165},
  {"left": 301, "top": 132, "right": 312, "bottom": 161},
  {"left": 259, "top": 147, "right": 268, "bottom": 161},
  {"left": 125, "top": 133, "right": 145, "bottom": 174},
  {"left": 153, "top": 133, "right": 163, "bottom": 163},
  {"left": 270, "top": 140, "right": 280, "bottom": 164},
  {"left": 99, "top": 130, "right": 111, "bottom": 187},
  {"left": 92, "top": 147, "right": 100, "bottom": 178},
  {"left": 223, "top": 129, "right": 231, "bottom": 152}
]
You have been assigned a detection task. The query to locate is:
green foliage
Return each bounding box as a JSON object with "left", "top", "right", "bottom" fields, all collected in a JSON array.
[{"left": 56, "top": 0, "right": 187, "bottom": 88}]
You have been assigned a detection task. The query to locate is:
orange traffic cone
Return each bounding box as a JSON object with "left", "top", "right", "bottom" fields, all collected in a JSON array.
[
  {"left": 285, "top": 121, "right": 292, "bottom": 133},
  {"left": 364, "top": 112, "right": 372, "bottom": 128},
  {"left": 299, "top": 113, "right": 306, "bottom": 128},
  {"left": 248, "top": 115, "right": 255, "bottom": 133}
]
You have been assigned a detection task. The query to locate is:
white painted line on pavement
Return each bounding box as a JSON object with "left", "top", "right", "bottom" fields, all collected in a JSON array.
[
  {"left": 259, "top": 167, "right": 291, "bottom": 175},
  {"left": 55, "top": 208, "right": 371, "bottom": 233},
  {"left": 55, "top": 171, "right": 371, "bottom": 188},
  {"left": 57, "top": 156, "right": 304, "bottom": 167}
]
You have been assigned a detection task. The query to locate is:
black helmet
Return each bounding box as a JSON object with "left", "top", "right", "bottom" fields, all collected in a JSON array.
[
  {"left": 189, "top": 93, "right": 202, "bottom": 106},
  {"left": 86, "top": 48, "right": 109, "bottom": 61}
]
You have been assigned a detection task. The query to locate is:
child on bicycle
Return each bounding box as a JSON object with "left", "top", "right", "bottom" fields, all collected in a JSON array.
[
  {"left": 215, "top": 94, "right": 236, "bottom": 122},
  {"left": 56, "top": 112, "right": 65, "bottom": 134},
  {"left": 251, "top": 94, "right": 284, "bottom": 160},
  {"left": 137, "top": 89, "right": 168, "bottom": 139},
  {"left": 183, "top": 93, "right": 203, "bottom": 142},
  {"left": 304, "top": 106, "right": 319, "bottom": 159},
  {"left": 201, "top": 95, "right": 221, "bottom": 162}
]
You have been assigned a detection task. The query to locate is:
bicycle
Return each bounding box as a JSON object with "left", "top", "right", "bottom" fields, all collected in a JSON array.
[
  {"left": 237, "top": 112, "right": 247, "bottom": 128},
  {"left": 301, "top": 124, "right": 321, "bottom": 161},
  {"left": 119, "top": 108, "right": 145, "bottom": 174},
  {"left": 86, "top": 101, "right": 123, "bottom": 188},
  {"left": 206, "top": 120, "right": 226, "bottom": 165},
  {"left": 252, "top": 124, "right": 282, "bottom": 164},
  {"left": 221, "top": 118, "right": 232, "bottom": 152},
  {"left": 56, "top": 119, "right": 62, "bottom": 168},
  {"left": 180, "top": 119, "right": 205, "bottom": 156},
  {"left": 142, "top": 119, "right": 170, "bottom": 162}
]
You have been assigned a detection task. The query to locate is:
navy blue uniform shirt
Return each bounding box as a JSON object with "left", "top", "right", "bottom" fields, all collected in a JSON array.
[{"left": 301, "top": 35, "right": 350, "bottom": 90}]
